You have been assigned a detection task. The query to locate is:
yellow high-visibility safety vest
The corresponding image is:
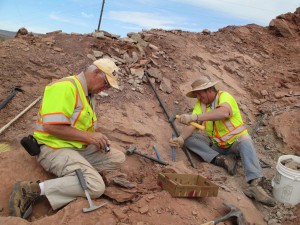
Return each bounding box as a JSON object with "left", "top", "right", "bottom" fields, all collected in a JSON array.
[
  {"left": 34, "top": 75, "right": 97, "bottom": 149},
  {"left": 192, "top": 91, "right": 248, "bottom": 148}
]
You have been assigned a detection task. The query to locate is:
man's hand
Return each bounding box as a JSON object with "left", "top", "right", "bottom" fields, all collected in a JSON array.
[
  {"left": 169, "top": 136, "right": 184, "bottom": 148},
  {"left": 179, "top": 114, "right": 198, "bottom": 125},
  {"left": 88, "top": 132, "right": 110, "bottom": 151}
]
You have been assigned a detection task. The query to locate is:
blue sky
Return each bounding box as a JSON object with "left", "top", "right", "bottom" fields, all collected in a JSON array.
[{"left": 0, "top": 0, "right": 299, "bottom": 37}]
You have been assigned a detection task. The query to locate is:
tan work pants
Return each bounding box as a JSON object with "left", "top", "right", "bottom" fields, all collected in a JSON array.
[{"left": 37, "top": 144, "right": 125, "bottom": 210}]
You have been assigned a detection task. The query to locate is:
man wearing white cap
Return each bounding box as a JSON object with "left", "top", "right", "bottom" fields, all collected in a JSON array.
[
  {"left": 170, "top": 76, "right": 276, "bottom": 207},
  {"left": 9, "top": 58, "right": 127, "bottom": 218}
]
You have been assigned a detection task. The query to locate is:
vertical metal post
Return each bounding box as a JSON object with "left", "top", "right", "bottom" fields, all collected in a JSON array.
[{"left": 97, "top": 0, "right": 106, "bottom": 32}]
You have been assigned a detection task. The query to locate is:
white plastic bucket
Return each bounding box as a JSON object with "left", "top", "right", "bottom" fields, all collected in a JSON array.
[{"left": 272, "top": 155, "right": 300, "bottom": 205}]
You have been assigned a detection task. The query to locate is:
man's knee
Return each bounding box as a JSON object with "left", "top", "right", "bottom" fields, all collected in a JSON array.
[
  {"left": 110, "top": 148, "right": 126, "bottom": 164},
  {"left": 89, "top": 181, "right": 105, "bottom": 198},
  {"left": 86, "top": 173, "right": 105, "bottom": 198},
  {"left": 85, "top": 170, "right": 105, "bottom": 198}
]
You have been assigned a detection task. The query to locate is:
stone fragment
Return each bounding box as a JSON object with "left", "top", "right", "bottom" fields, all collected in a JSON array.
[
  {"left": 92, "top": 32, "right": 105, "bottom": 39},
  {"left": 202, "top": 29, "right": 211, "bottom": 34},
  {"left": 46, "top": 30, "right": 62, "bottom": 34},
  {"left": 146, "top": 67, "right": 162, "bottom": 82},
  {"left": 104, "top": 186, "right": 137, "bottom": 203},
  {"left": 120, "top": 37, "right": 137, "bottom": 44},
  {"left": 253, "top": 99, "right": 260, "bottom": 105},
  {"left": 147, "top": 194, "right": 155, "bottom": 200},
  {"left": 123, "top": 53, "right": 133, "bottom": 64},
  {"left": 159, "top": 77, "right": 173, "bottom": 94},
  {"left": 130, "top": 33, "right": 149, "bottom": 47},
  {"left": 15, "top": 27, "right": 28, "bottom": 37},
  {"left": 129, "top": 205, "right": 139, "bottom": 213},
  {"left": 294, "top": 91, "right": 300, "bottom": 96},
  {"left": 137, "top": 44, "right": 145, "bottom": 57},
  {"left": 149, "top": 57, "right": 160, "bottom": 68},
  {"left": 142, "top": 33, "right": 154, "bottom": 42},
  {"left": 261, "top": 90, "right": 268, "bottom": 96},
  {"left": 149, "top": 44, "right": 159, "bottom": 51},
  {"left": 53, "top": 47, "right": 62, "bottom": 52},
  {"left": 87, "top": 54, "right": 96, "bottom": 61},
  {"left": 131, "top": 51, "right": 139, "bottom": 63},
  {"left": 139, "top": 205, "right": 149, "bottom": 214},
  {"left": 112, "top": 208, "right": 127, "bottom": 220},
  {"left": 130, "top": 68, "right": 144, "bottom": 79},
  {"left": 111, "top": 55, "right": 125, "bottom": 64},
  {"left": 224, "top": 65, "right": 235, "bottom": 74},
  {"left": 93, "top": 50, "right": 104, "bottom": 58},
  {"left": 274, "top": 92, "right": 288, "bottom": 99}
]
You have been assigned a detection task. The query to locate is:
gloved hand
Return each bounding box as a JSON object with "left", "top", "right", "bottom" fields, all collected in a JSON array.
[
  {"left": 179, "top": 114, "right": 198, "bottom": 125},
  {"left": 169, "top": 136, "right": 184, "bottom": 148}
]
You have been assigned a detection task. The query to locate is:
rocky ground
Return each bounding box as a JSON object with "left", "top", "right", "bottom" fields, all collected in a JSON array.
[{"left": 0, "top": 7, "right": 299, "bottom": 225}]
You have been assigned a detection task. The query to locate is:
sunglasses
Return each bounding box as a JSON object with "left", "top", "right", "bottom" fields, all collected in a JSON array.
[
  {"left": 103, "top": 74, "right": 110, "bottom": 88},
  {"left": 98, "top": 71, "right": 110, "bottom": 88}
]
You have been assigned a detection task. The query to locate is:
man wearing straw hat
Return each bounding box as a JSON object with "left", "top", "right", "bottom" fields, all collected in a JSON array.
[
  {"left": 169, "top": 76, "right": 276, "bottom": 207},
  {"left": 9, "top": 58, "right": 128, "bottom": 218}
]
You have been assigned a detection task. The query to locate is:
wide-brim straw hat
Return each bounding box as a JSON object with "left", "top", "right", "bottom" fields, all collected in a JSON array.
[
  {"left": 93, "top": 58, "right": 120, "bottom": 90},
  {"left": 186, "top": 76, "right": 219, "bottom": 98}
]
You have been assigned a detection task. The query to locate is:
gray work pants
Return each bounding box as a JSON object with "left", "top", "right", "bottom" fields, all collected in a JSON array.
[
  {"left": 185, "top": 133, "right": 262, "bottom": 182},
  {"left": 37, "top": 144, "right": 125, "bottom": 210}
]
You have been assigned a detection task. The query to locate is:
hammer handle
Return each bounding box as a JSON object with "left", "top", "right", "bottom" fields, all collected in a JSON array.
[
  {"left": 134, "top": 151, "right": 168, "bottom": 165},
  {"left": 175, "top": 115, "right": 205, "bottom": 130},
  {"left": 152, "top": 145, "right": 161, "bottom": 160},
  {"left": 171, "top": 133, "right": 176, "bottom": 161},
  {"left": 75, "top": 169, "right": 88, "bottom": 191}
]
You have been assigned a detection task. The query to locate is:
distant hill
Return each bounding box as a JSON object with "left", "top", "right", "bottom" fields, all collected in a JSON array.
[{"left": 0, "top": 29, "right": 16, "bottom": 41}]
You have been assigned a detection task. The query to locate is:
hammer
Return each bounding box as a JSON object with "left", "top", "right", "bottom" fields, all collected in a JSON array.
[
  {"left": 75, "top": 169, "right": 107, "bottom": 213},
  {"left": 126, "top": 147, "right": 168, "bottom": 165},
  {"left": 201, "top": 201, "right": 247, "bottom": 225},
  {"left": 0, "top": 86, "right": 24, "bottom": 110},
  {"left": 169, "top": 109, "right": 205, "bottom": 130}
]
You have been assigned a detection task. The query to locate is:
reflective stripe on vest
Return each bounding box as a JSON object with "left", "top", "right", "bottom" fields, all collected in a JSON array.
[{"left": 34, "top": 76, "right": 96, "bottom": 149}]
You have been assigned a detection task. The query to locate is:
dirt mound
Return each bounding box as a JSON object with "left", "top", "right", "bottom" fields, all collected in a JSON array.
[{"left": 0, "top": 8, "right": 299, "bottom": 225}]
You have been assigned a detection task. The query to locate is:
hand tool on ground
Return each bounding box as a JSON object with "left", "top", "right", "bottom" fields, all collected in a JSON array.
[
  {"left": 0, "top": 86, "right": 24, "bottom": 110},
  {"left": 201, "top": 201, "right": 247, "bottom": 225},
  {"left": 126, "top": 146, "right": 168, "bottom": 165},
  {"left": 145, "top": 71, "right": 196, "bottom": 168},
  {"left": 75, "top": 169, "right": 107, "bottom": 213},
  {"left": 0, "top": 96, "right": 42, "bottom": 135},
  {"left": 171, "top": 133, "right": 176, "bottom": 161},
  {"left": 152, "top": 144, "right": 161, "bottom": 160},
  {"left": 169, "top": 112, "right": 205, "bottom": 130}
]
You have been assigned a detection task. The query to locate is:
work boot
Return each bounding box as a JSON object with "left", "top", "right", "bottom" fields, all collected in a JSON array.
[
  {"left": 213, "top": 154, "right": 237, "bottom": 175},
  {"left": 9, "top": 181, "right": 41, "bottom": 219},
  {"left": 243, "top": 178, "right": 276, "bottom": 207}
]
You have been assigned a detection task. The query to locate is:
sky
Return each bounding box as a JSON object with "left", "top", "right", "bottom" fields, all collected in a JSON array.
[{"left": 0, "top": 0, "right": 299, "bottom": 37}]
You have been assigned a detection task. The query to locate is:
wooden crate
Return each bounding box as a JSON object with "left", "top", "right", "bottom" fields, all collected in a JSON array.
[{"left": 157, "top": 173, "right": 219, "bottom": 197}]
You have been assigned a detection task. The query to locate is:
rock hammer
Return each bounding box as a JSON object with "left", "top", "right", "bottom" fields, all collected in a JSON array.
[
  {"left": 75, "top": 169, "right": 107, "bottom": 213},
  {"left": 169, "top": 108, "right": 205, "bottom": 130},
  {"left": 201, "top": 201, "right": 247, "bottom": 225}
]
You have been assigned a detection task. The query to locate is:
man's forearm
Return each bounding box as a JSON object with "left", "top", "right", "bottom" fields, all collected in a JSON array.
[
  {"left": 197, "top": 107, "right": 230, "bottom": 121},
  {"left": 43, "top": 124, "right": 91, "bottom": 143}
]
